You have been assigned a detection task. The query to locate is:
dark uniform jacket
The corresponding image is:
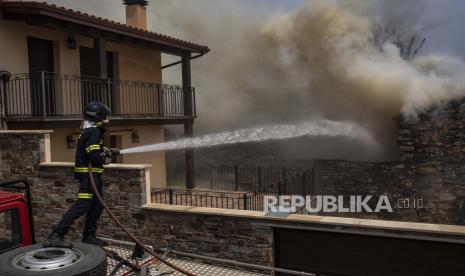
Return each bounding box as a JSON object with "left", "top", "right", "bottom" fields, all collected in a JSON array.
[{"left": 74, "top": 121, "right": 106, "bottom": 179}]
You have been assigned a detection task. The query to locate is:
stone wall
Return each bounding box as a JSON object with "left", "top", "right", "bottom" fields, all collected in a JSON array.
[
  {"left": 33, "top": 165, "right": 147, "bottom": 241},
  {"left": 313, "top": 160, "right": 444, "bottom": 223},
  {"left": 0, "top": 131, "right": 46, "bottom": 179},
  {"left": 3, "top": 130, "right": 465, "bottom": 269},
  {"left": 0, "top": 131, "right": 272, "bottom": 265},
  {"left": 313, "top": 100, "right": 465, "bottom": 225},
  {"left": 0, "top": 131, "right": 147, "bottom": 242},
  {"left": 397, "top": 100, "right": 465, "bottom": 162},
  {"left": 142, "top": 210, "right": 273, "bottom": 266},
  {"left": 139, "top": 205, "right": 465, "bottom": 269}
]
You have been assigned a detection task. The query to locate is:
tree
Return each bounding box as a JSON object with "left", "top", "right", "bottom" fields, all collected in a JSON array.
[{"left": 373, "top": 27, "right": 426, "bottom": 60}]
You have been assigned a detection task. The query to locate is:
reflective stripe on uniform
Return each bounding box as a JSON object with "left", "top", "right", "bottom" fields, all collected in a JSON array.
[
  {"left": 74, "top": 167, "right": 104, "bottom": 173},
  {"left": 85, "top": 144, "right": 101, "bottom": 153},
  {"left": 77, "top": 193, "right": 93, "bottom": 199}
]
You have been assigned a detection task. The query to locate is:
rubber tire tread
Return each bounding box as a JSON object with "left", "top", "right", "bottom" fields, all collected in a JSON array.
[{"left": 0, "top": 242, "right": 107, "bottom": 276}]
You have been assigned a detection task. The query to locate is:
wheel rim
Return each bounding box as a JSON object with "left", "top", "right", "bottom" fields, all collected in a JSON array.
[{"left": 12, "top": 247, "right": 82, "bottom": 271}]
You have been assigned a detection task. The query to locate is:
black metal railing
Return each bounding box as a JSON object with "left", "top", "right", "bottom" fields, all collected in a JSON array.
[
  {"left": 260, "top": 169, "right": 315, "bottom": 195},
  {"left": 151, "top": 188, "right": 253, "bottom": 210},
  {"left": 154, "top": 168, "right": 315, "bottom": 212},
  {"left": 246, "top": 169, "right": 315, "bottom": 211},
  {"left": 1, "top": 72, "right": 196, "bottom": 119},
  {"left": 208, "top": 165, "right": 307, "bottom": 192}
]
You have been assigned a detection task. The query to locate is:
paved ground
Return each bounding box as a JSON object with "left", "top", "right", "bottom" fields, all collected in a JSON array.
[{"left": 106, "top": 245, "right": 267, "bottom": 276}]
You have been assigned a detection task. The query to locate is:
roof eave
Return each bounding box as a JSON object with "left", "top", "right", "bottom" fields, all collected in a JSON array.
[{"left": 0, "top": 1, "right": 210, "bottom": 55}]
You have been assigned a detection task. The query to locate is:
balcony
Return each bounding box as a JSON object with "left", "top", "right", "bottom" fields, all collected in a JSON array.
[{"left": 0, "top": 72, "right": 196, "bottom": 125}]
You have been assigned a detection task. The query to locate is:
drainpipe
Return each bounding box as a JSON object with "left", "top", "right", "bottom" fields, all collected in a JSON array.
[{"left": 0, "top": 70, "right": 11, "bottom": 130}]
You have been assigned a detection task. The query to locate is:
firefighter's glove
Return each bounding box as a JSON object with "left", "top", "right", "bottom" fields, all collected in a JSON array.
[
  {"left": 102, "top": 147, "right": 113, "bottom": 165},
  {"left": 102, "top": 147, "right": 120, "bottom": 165}
]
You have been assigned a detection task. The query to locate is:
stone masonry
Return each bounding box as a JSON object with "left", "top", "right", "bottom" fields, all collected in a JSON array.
[
  {"left": 141, "top": 210, "right": 273, "bottom": 266},
  {"left": 0, "top": 131, "right": 148, "bottom": 241},
  {"left": 312, "top": 99, "right": 465, "bottom": 225},
  {"left": 2, "top": 99, "right": 465, "bottom": 267},
  {"left": 0, "top": 131, "right": 273, "bottom": 266},
  {"left": 3, "top": 129, "right": 465, "bottom": 268}
]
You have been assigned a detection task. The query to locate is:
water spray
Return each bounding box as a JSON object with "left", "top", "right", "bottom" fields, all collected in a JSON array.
[{"left": 120, "top": 120, "right": 379, "bottom": 155}]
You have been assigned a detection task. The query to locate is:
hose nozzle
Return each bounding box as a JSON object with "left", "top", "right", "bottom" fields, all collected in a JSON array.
[{"left": 110, "top": 148, "right": 120, "bottom": 156}]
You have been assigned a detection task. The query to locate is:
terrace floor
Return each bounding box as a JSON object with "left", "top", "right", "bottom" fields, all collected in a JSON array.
[{"left": 106, "top": 245, "right": 267, "bottom": 276}]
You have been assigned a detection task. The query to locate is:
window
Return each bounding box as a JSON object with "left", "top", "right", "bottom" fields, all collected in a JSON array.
[{"left": 0, "top": 208, "right": 21, "bottom": 253}]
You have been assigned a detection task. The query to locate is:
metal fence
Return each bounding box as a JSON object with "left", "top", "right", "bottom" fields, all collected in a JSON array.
[
  {"left": 246, "top": 169, "right": 315, "bottom": 211},
  {"left": 154, "top": 168, "right": 316, "bottom": 211},
  {"left": 208, "top": 165, "right": 306, "bottom": 192},
  {"left": 151, "top": 188, "right": 253, "bottom": 210},
  {"left": 2, "top": 72, "right": 195, "bottom": 118},
  {"left": 262, "top": 169, "right": 315, "bottom": 195}
]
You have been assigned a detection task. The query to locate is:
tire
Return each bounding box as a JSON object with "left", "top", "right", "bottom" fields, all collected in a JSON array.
[{"left": 0, "top": 242, "right": 107, "bottom": 276}]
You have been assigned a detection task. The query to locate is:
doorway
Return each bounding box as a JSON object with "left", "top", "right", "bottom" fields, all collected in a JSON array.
[
  {"left": 79, "top": 47, "right": 116, "bottom": 110},
  {"left": 27, "top": 37, "right": 55, "bottom": 115}
]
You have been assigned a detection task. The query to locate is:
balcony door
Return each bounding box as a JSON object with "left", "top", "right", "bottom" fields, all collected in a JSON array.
[
  {"left": 79, "top": 47, "right": 116, "bottom": 111},
  {"left": 27, "top": 37, "right": 55, "bottom": 116}
]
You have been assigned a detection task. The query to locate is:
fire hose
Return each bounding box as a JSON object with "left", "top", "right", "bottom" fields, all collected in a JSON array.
[{"left": 87, "top": 164, "right": 196, "bottom": 276}]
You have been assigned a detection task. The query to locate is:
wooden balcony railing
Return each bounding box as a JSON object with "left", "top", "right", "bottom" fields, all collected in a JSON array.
[{"left": 0, "top": 72, "right": 196, "bottom": 119}]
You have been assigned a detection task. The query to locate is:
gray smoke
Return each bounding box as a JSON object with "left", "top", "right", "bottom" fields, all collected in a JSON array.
[
  {"left": 154, "top": 0, "right": 465, "bottom": 160},
  {"left": 44, "top": 0, "right": 465, "bottom": 161}
]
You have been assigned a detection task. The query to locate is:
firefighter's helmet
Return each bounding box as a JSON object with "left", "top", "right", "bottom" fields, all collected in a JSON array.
[{"left": 84, "top": 102, "right": 111, "bottom": 122}]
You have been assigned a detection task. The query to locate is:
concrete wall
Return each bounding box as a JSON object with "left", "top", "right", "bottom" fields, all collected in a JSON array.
[
  {"left": 49, "top": 128, "right": 77, "bottom": 162},
  {"left": 116, "top": 125, "right": 166, "bottom": 188},
  {"left": 106, "top": 41, "right": 162, "bottom": 83},
  {"left": 0, "top": 18, "right": 163, "bottom": 115},
  {"left": 0, "top": 20, "right": 85, "bottom": 115},
  {"left": 0, "top": 19, "right": 161, "bottom": 80},
  {"left": 0, "top": 18, "right": 167, "bottom": 187},
  {"left": 105, "top": 42, "right": 162, "bottom": 116}
]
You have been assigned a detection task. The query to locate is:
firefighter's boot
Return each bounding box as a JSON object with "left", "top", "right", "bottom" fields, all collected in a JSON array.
[
  {"left": 82, "top": 235, "right": 108, "bottom": 247},
  {"left": 43, "top": 232, "right": 74, "bottom": 249}
]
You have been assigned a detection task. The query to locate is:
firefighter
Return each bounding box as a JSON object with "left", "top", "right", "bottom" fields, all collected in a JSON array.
[{"left": 44, "top": 102, "right": 119, "bottom": 248}]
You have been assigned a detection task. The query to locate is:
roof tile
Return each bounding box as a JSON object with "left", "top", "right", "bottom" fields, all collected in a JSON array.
[{"left": 0, "top": 0, "right": 209, "bottom": 54}]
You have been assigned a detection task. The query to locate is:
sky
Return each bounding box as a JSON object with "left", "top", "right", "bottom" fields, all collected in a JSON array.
[
  {"left": 44, "top": 0, "right": 303, "bottom": 22},
  {"left": 43, "top": 0, "right": 465, "bottom": 65},
  {"left": 420, "top": 0, "right": 465, "bottom": 58},
  {"left": 42, "top": 0, "right": 465, "bottom": 73}
]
